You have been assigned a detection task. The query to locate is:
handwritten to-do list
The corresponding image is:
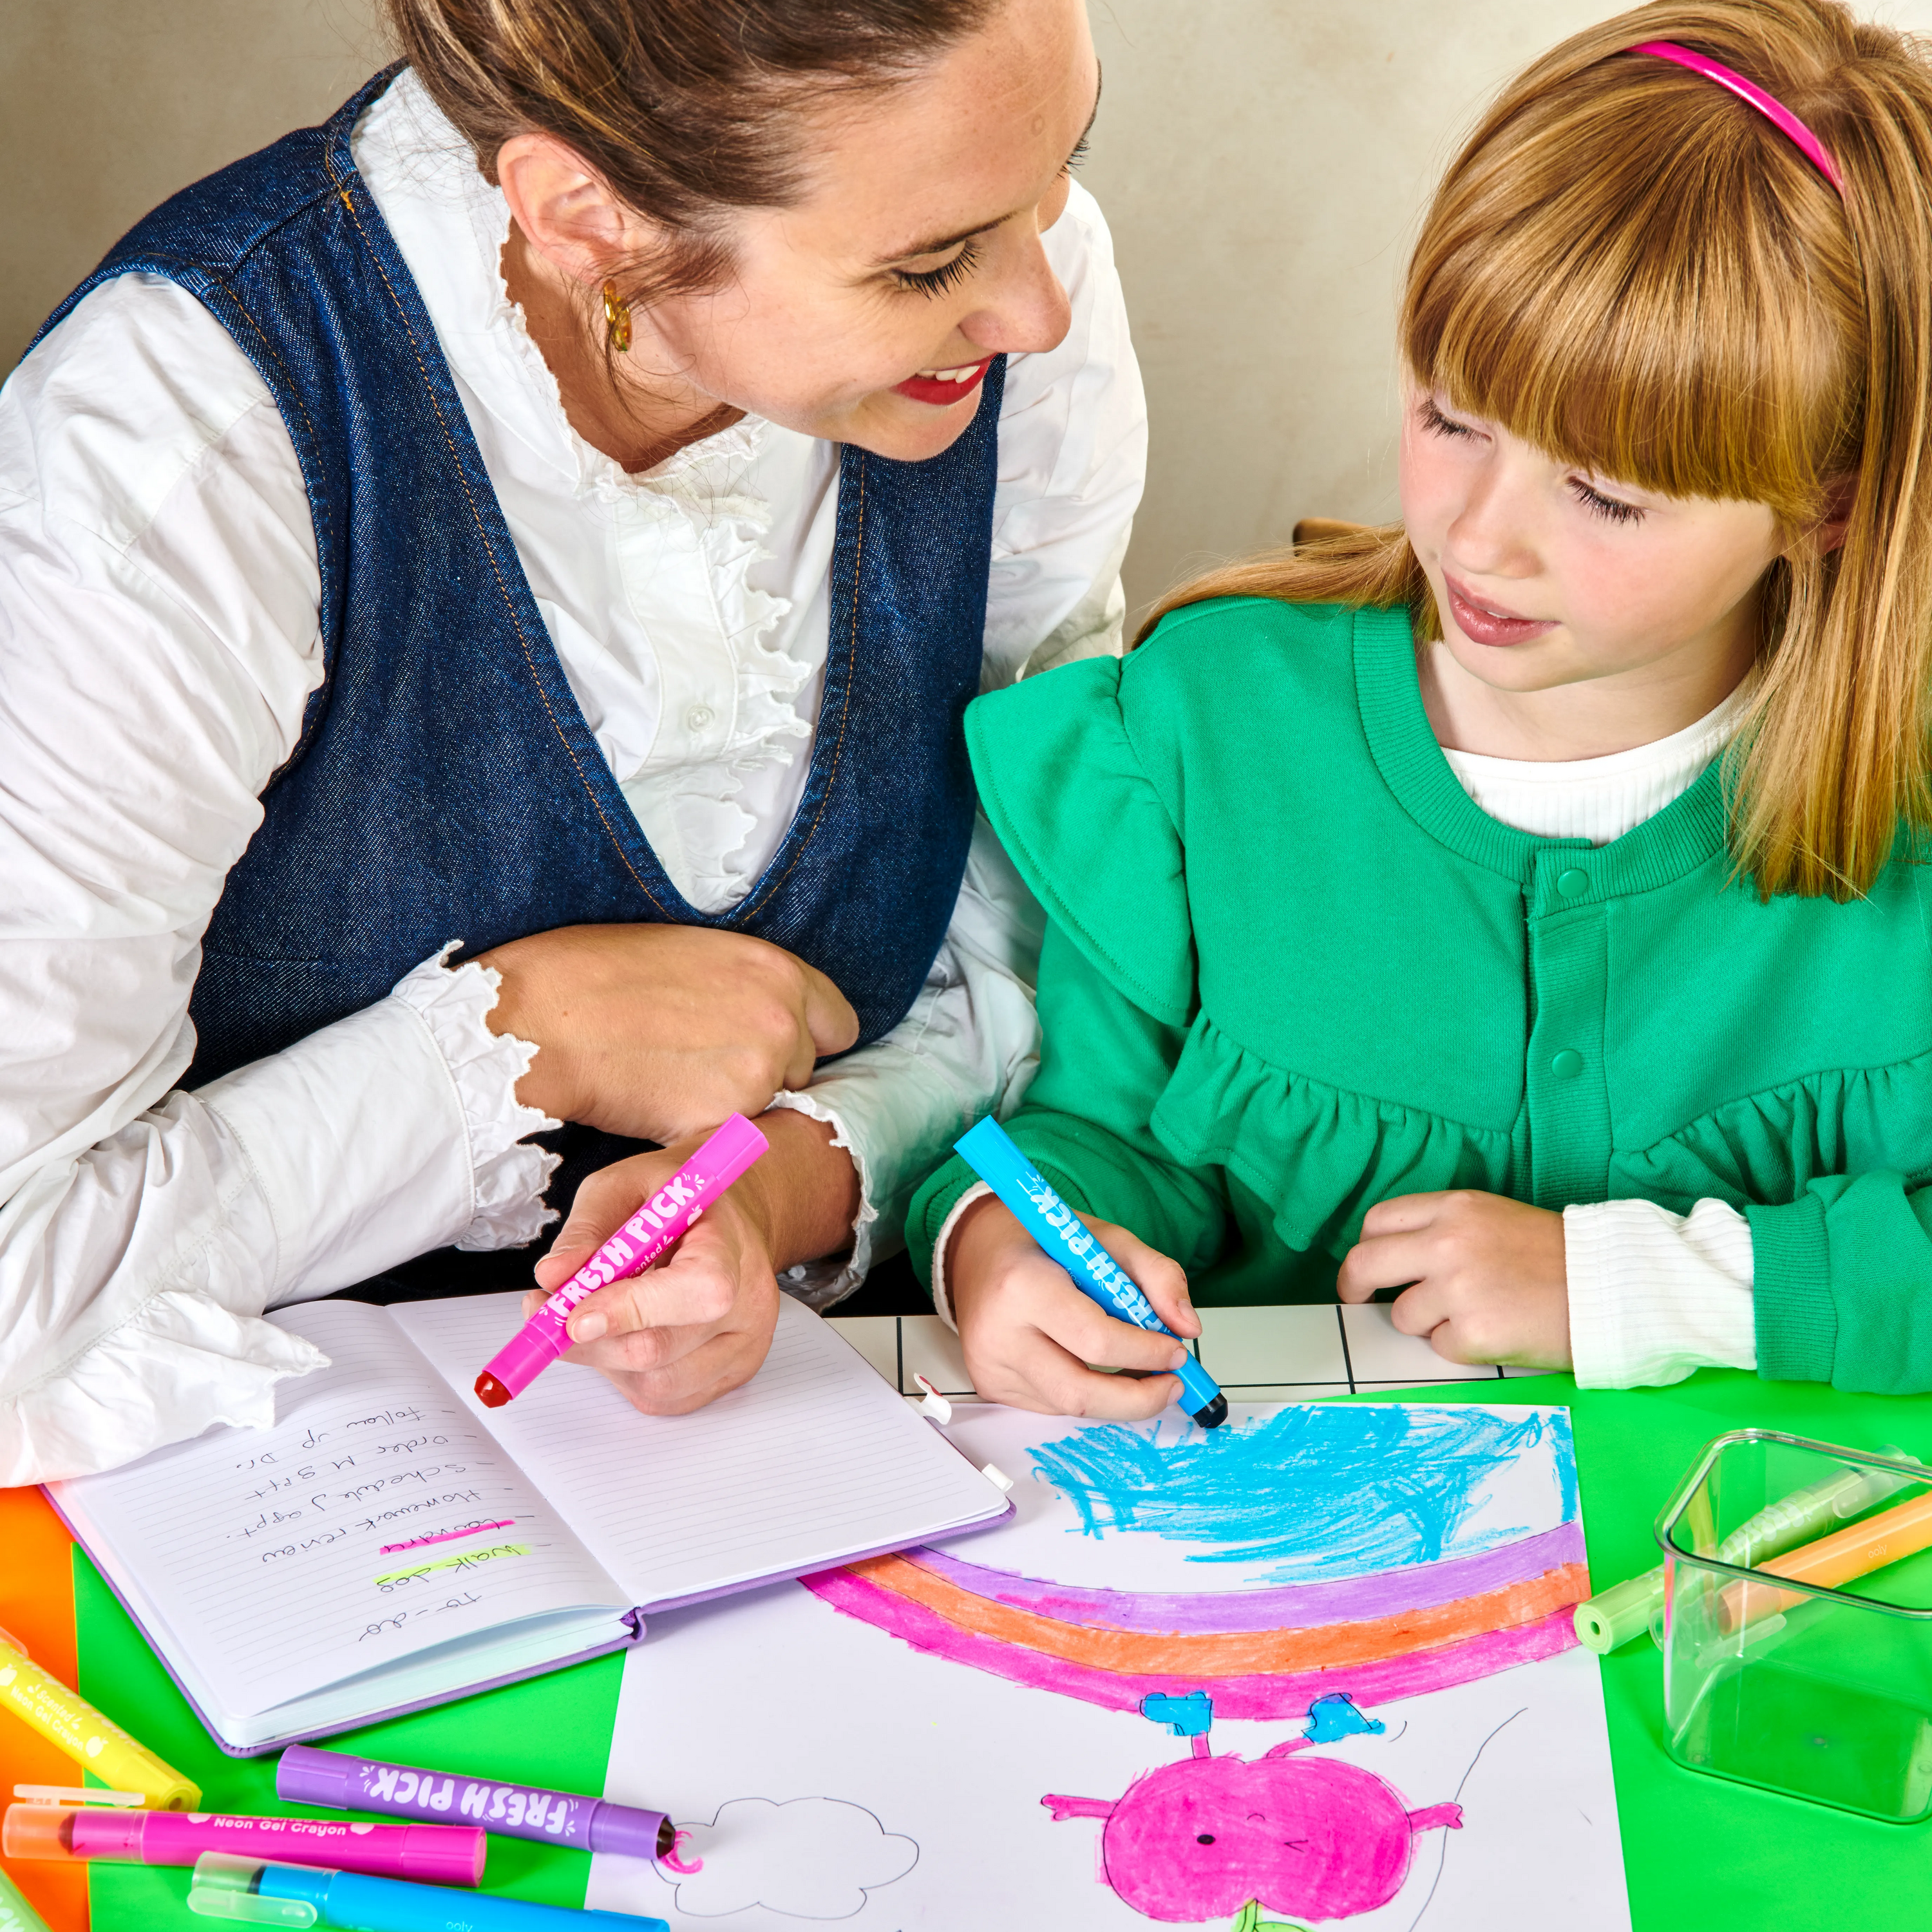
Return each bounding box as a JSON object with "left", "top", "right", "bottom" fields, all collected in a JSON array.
[{"left": 55, "top": 1301, "right": 625, "bottom": 1720}]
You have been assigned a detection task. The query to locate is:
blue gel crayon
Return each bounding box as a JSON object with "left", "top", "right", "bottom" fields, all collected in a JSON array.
[
  {"left": 188, "top": 1855, "right": 668, "bottom": 1932},
  {"left": 953, "top": 1116, "right": 1227, "bottom": 1428}
]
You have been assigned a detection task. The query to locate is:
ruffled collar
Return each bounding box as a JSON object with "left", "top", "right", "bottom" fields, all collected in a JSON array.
[{"left": 353, "top": 68, "right": 781, "bottom": 504}]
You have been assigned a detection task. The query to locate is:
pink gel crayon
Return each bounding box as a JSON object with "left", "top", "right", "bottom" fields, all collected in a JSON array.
[
  {"left": 475, "top": 1113, "right": 768, "bottom": 1408},
  {"left": 1, "top": 1804, "right": 484, "bottom": 1886}
]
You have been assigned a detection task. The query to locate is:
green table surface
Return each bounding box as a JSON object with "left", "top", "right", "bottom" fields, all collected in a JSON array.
[{"left": 76, "top": 1365, "right": 1932, "bottom": 1929}]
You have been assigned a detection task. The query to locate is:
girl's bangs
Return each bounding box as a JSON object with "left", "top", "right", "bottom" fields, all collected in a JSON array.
[{"left": 1402, "top": 77, "right": 1855, "bottom": 517}]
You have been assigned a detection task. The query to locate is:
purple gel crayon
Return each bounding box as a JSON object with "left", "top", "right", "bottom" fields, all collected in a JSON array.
[{"left": 278, "top": 1746, "right": 674, "bottom": 1862}]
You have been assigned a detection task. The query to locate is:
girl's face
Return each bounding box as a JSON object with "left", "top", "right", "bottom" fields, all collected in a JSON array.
[
  {"left": 507, "top": 0, "right": 1097, "bottom": 466},
  {"left": 1399, "top": 388, "right": 1784, "bottom": 732}
]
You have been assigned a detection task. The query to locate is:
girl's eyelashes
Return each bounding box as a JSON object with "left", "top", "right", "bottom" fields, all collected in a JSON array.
[
  {"left": 1419, "top": 396, "right": 1480, "bottom": 440},
  {"left": 1063, "top": 131, "right": 1091, "bottom": 175},
  {"left": 1419, "top": 395, "right": 1646, "bottom": 524},
  {"left": 1570, "top": 478, "right": 1645, "bottom": 525},
  {"left": 890, "top": 238, "right": 983, "bottom": 298}
]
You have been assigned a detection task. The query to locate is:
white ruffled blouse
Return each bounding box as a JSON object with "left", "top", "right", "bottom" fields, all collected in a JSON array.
[{"left": 0, "top": 71, "right": 1146, "bottom": 1482}]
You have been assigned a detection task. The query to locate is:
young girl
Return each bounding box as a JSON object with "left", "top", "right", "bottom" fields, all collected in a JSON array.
[{"left": 913, "top": 0, "right": 1932, "bottom": 1416}]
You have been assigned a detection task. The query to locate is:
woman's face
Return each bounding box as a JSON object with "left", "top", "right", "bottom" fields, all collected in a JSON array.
[
  {"left": 1398, "top": 386, "right": 1783, "bottom": 714},
  {"left": 515, "top": 0, "right": 1098, "bottom": 464}
]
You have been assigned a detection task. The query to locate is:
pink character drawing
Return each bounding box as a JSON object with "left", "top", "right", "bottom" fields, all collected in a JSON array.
[{"left": 1043, "top": 1692, "right": 1461, "bottom": 1927}]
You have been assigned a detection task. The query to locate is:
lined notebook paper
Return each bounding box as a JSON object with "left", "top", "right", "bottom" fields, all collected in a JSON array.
[
  {"left": 395, "top": 1294, "right": 1012, "bottom": 1608},
  {"left": 55, "top": 1302, "right": 618, "bottom": 1723},
  {"left": 50, "top": 1291, "right": 1009, "bottom": 1754}
]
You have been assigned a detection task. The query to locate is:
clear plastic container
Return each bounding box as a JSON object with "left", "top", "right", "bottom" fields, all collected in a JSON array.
[{"left": 1658, "top": 1430, "right": 1932, "bottom": 1822}]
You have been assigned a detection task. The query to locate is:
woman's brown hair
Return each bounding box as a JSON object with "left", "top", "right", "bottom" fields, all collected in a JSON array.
[
  {"left": 1144, "top": 0, "right": 1932, "bottom": 900},
  {"left": 383, "top": 0, "right": 997, "bottom": 306}
]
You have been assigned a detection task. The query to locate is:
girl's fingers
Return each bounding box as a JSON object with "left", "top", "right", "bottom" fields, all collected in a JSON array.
[
  {"left": 975, "top": 1327, "right": 1184, "bottom": 1421},
  {"left": 1387, "top": 1277, "right": 1452, "bottom": 1338},
  {"left": 1036, "top": 1286, "right": 1192, "bottom": 1376},
  {"left": 1421, "top": 1318, "right": 1488, "bottom": 1367},
  {"left": 1089, "top": 1218, "right": 1198, "bottom": 1338},
  {"left": 1336, "top": 1229, "right": 1431, "bottom": 1302},
  {"left": 1358, "top": 1192, "right": 1452, "bottom": 1238}
]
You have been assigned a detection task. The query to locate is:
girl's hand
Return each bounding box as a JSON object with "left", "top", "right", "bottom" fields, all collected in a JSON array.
[
  {"left": 524, "top": 1110, "right": 860, "bottom": 1414},
  {"left": 945, "top": 1195, "right": 1200, "bottom": 1417},
  {"left": 1336, "top": 1190, "right": 1572, "bottom": 1369},
  {"left": 478, "top": 923, "right": 860, "bottom": 1142}
]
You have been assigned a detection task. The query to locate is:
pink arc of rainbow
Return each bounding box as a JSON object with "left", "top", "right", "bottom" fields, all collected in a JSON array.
[
  {"left": 802, "top": 1565, "right": 1578, "bottom": 1718},
  {"left": 800, "top": 1524, "right": 1587, "bottom": 1719}
]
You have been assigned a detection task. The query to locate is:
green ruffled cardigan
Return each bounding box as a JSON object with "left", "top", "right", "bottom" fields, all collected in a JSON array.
[{"left": 907, "top": 598, "right": 1932, "bottom": 1394}]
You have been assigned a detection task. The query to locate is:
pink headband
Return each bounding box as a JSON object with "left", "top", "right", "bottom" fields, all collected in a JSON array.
[{"left": 1632, "top": 39, "right": 1846, "bottom": 199}]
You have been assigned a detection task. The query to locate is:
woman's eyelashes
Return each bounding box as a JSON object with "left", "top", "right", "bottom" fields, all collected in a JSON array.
[{"left": 891, "top": 237, "right": 983, "bottom": 298}]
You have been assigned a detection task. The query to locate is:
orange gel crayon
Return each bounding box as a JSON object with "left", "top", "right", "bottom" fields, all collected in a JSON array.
[{"left": 1718, "top": 1488, "right": 1932, "bottom": 1634}]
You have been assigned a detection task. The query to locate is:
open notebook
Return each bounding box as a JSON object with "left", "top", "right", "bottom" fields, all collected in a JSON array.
[{"left": 46, "top": 1293, "right": 1010, "bottom": 1754}]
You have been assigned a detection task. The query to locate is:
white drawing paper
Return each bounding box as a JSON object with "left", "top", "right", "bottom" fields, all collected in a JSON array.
[{"left": 588, "top": 1402, "right": 1630, "bottom": 1931}]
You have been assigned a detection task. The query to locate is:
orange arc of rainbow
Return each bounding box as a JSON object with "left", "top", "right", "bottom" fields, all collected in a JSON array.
[{"left": 840, "top": 1551, "right": 1588, "bottom": 1676}]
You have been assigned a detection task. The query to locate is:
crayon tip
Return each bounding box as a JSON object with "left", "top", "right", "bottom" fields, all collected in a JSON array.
[
  {"left": 474, "top": 1372, "right": 513, "bottom": 1408},
  {"left": 1190, "top": 1394, "right": 1229, "bottom": 1430}
]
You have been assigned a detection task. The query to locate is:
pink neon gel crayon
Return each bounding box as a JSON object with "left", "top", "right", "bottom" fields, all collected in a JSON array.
[
  {"left": 1, "top": 1804, "right": 484, "bottom": 1886},
  {"left": 476, "top": 1113, "right": 768, "bottom": 1407}
]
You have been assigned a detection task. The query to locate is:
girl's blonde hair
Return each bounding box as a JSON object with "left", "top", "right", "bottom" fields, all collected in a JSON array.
[{"left": 1146, "top": 0, "right": 1932, "bottom": 899}]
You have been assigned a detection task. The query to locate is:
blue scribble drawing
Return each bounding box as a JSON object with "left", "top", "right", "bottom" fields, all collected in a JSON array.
[{"left": 1028, "top": 1406, "right": 1571, "bottom": 1580}]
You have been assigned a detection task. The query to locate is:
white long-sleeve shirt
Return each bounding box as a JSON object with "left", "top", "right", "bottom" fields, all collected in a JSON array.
[{"left": 0, "top": 72, "right": 1146, "bottom": 1483}]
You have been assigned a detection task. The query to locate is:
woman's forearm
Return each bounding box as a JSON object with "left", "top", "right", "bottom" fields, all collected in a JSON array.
[{"left": 742, "top": 1108, "right": 864, "bottom": 1271}]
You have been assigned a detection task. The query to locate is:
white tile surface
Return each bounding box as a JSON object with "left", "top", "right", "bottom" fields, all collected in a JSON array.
[
  {"left": 832, "top": 1303, "right": 1548, "bottom": 1407},
  {"left": 824, "top": 1313, "right": 898, "bottom": 1387},
  {"left": 898, "top": 1313, "right": 974, "bottom": 1396},
  {"left": 1194, "top": 1302, "right": 1349, "bottom": 1387},
  {"left": 1340, "top": 1301, "right": 1502, "bottom": 1385}
]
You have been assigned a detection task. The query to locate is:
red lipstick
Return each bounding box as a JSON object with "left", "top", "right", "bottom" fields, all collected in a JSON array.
[
  {"left": 893, "top": 359, "right": 992, "bottom": 407},
  {"left": 1443, "top": 573, "right": 1557, "bottom": 649}
]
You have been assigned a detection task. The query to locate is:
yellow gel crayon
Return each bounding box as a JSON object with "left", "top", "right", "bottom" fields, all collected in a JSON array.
[{"left": 0, "top": 1625, "right": 198, "bottom": 1810}]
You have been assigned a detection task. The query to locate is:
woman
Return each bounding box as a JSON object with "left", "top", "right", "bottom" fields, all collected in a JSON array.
[{"left": 0, "top": 0, "right": 1143, "bottom": 1480}]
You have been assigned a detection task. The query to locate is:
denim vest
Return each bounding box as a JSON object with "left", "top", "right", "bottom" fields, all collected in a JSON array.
[{"left": 37, "top": 70, "right": 1004, "bottom": 1280}]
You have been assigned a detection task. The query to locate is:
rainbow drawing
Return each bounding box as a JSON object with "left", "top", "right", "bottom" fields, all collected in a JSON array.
[{"left": 801, "top": 1406, "right": 1588, "bottom": 1721}]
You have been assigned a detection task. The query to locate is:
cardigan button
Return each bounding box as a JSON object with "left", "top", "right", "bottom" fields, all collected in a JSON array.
[
  {"left": 1551, "top": 1048, "right": 1584, "bottom": 1079},
  {"left": 1557, "top": 867, "right": 1589, "bottom": 897}
]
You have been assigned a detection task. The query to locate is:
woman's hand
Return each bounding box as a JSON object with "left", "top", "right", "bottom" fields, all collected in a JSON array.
[
  {"left": 478, "top": 924, "right": 860, "bottom": 1142},
  {"left": 524, "top": 1109, "right": 862, "bottom": 1414},
  {"left": 1336, "top": 1190, "right": 1571, "bottom": 1369},
  {"left": 946, "top": 1195, "right": 1199, "bottom": 1417}
]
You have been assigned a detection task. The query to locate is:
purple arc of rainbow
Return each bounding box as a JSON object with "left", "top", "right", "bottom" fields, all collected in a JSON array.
[{"left": 800, "top": 1524, "right": 1587, "bottom": 1720}]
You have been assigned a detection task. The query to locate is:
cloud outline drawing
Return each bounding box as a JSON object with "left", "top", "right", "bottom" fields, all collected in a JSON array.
[{"left": 669, "top": 1795, "right": 919, "bottom": 1920}]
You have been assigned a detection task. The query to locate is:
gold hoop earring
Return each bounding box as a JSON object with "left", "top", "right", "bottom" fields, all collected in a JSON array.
[{"left": 602, "top": 280, "right": 631, "bottom": 354}]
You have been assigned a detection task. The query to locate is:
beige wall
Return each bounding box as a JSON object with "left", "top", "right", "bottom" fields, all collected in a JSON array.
[
  {"left": 0, "top": 0, "right": 386, "bottom": 373},
  {"left": 6, "top": 0, "right": 1931, "bottom": 618}
]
